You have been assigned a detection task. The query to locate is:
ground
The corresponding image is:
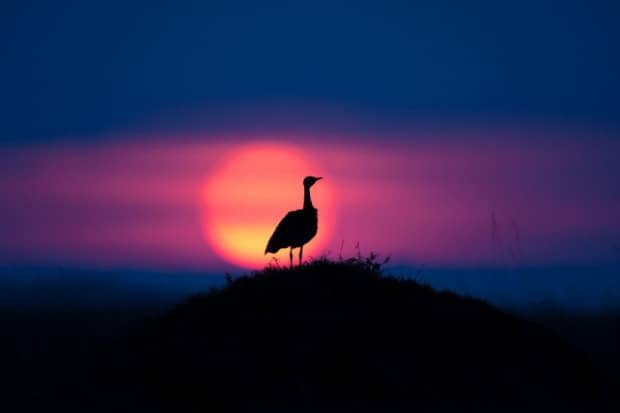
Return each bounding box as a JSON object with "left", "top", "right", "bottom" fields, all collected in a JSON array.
[{"left": 96, "top": 257, "right": 619, "bottom": 412}]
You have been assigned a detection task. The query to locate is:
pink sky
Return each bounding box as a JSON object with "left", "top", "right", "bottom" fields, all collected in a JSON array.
[{"left": 1, "top": 128, "right": 618, "bottom": 270}]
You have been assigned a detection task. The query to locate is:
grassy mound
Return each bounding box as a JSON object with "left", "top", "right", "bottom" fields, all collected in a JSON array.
[{"left": 116, "top": 257, "right": 617, "bottom": 412}]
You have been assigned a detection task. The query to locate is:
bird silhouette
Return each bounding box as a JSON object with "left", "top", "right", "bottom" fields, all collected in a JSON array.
[{"left": 265, "top": 176, "right": 323, "bottom": 268}]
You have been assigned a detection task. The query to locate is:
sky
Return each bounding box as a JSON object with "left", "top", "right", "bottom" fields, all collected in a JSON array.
[{"left": 1, "top": 1, "right": 619, "bottom": 308}]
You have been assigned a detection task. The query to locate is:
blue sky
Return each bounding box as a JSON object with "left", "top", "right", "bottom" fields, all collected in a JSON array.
[{"left": 2, "top": 0, "right": 619, "bottom": 142}]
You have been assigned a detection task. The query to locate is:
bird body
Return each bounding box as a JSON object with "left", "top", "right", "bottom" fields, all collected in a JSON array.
[
  {"left": 265, "top": 208, "right": 318, "bottom": 252},
  {"left": 265, "top": 176, "right": 322, "bottom": 267}
]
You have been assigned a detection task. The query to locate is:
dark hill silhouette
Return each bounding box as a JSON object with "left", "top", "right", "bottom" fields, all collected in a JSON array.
[{"left": 111, "top": 257, "right": 618, "bottom": 412}]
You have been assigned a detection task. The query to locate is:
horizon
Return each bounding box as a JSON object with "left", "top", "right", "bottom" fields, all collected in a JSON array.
[{"left": 2, "top": 260, "right": 618, "bottom": 313}]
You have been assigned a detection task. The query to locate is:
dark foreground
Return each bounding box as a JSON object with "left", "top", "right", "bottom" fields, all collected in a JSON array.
[{"left": 2, "top": 258, "right": 619, "bottom": 412}]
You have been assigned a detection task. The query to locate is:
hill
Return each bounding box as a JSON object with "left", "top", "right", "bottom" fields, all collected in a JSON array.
[{"left": 107, "top": 257, "right": 618, "bottom": 412}]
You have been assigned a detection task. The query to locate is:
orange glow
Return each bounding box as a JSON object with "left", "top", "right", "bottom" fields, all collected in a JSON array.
[{"left": 202, "top": 143, "right": 333, "bottom": 268}]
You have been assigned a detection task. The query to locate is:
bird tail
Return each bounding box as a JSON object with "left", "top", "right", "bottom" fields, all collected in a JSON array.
[{"left": 264, "top": 236, "right": 280, "bottom": 254}]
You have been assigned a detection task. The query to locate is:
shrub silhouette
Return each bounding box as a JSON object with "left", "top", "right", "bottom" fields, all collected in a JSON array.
[{"left": 115, "top": 257, "right": 618, "bottom": 412}]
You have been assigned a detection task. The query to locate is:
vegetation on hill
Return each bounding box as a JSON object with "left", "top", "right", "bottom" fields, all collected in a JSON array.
[{"left": 111, "top": 256, "right": 618, "bottom": 412}]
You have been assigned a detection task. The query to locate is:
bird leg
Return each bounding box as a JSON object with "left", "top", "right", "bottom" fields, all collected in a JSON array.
[
  {"left": 289, "top": 247, "right": 293, "bottom": 269},
  {"left": 299, "top": 245, "right": 303, "bottom": 266}
]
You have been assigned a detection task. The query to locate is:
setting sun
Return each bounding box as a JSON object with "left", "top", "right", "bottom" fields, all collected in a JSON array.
[{"left": 202, "top": 143, "right": 333, "bottom": 268}]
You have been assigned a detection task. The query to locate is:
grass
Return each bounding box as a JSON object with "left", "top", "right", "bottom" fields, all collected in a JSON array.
[{"left": 103, "top": 256, "right": 619, "bottom": 412}]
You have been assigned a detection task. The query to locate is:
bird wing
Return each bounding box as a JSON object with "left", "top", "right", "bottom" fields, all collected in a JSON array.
[{"left": 265, "top": 210, "right": 304, "bottom": 253}]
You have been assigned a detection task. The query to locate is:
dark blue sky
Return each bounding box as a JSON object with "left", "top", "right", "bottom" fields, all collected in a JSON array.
[{"left": 2, "top": 0, "right": 620, "bottom": 142}]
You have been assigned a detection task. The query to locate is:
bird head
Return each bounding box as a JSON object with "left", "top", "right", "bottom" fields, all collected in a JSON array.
[{"left": 303, "top": 176, "right": 323, "bottom": 187}]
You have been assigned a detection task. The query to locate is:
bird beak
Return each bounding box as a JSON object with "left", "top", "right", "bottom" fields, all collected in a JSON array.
[{"left": 316, "top": 177, "right": 323, "bottom": 181}]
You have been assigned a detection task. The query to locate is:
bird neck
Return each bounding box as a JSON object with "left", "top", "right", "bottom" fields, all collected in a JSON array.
[{"left": 303, "top": 185, "right": 314, "bottom": 210}]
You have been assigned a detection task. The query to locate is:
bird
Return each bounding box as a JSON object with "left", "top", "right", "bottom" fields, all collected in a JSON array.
[{"left": 265, "top": 176, "right": 323, "bottom": 268}]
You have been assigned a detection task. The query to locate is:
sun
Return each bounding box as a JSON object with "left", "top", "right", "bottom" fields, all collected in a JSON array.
[{"left": 202, "top": 143, "right": 333, "bottom": 268}]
